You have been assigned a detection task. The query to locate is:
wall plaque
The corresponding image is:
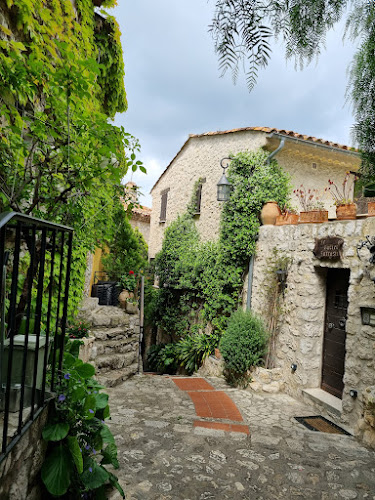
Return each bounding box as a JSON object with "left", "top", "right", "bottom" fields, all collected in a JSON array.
[{"left": 313, "top": 237, "right": 344, "bottom": 260}]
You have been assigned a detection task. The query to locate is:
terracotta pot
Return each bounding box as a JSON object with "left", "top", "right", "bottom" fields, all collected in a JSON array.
[
  {"left": 214, "top": 348, "right": 221, "bottom": 359},
  {"left": 336, "top": 204, "right": 357, "bottom": 220},
  {"left": 260, "top": 201, "right": 281, "bottom": 225},
  {"left": 118, "top": 290, "right": 129, "bottom": 309},
  {"left": 368, "top": 201, "right": 375, "bottom": 216},
  {"left": 298, "top": 210, "right": 328, "bottom": 224},
  {"left": 275, "top": 213, "right": 299, "bottom": 226}
]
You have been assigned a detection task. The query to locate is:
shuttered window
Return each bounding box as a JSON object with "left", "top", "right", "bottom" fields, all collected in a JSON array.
[
  {"left": 194, "top": 178, "right": 205, "bottom": 215},
  {"left": 160, "top": 189, "right": 169, "bottom": 222}
]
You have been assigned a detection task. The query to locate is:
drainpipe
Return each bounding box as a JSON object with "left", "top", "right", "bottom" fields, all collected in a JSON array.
[
  {"left": 246, "top": 255, "right": 254, "bottom": 310},
  {"left": 266, "top": 136, "right": 285, "bottom": 164}
]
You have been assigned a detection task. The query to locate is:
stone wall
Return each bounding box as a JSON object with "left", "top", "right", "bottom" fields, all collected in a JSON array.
[
  {"left": 149, "top": 130, "right": 360, "bottom": 258},
  {"left": 250, "top": 218, "right": 375, "bottom": 443},
  {"left": 0, "top": 406, "right": 49, "bottom": 500},
  {"left": 78, "top": 298, "right": 140, "bottom": 386}
]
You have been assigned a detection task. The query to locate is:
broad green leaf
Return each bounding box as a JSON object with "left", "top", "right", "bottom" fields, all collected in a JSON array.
[
  {"left": 67, "top": 436, "right": 83, "bottom": 474},
  {"left": 84, "top": 394, "right": 97, "bottom": 419},
  {"left": 100, "top": 425, "right": 115, "bottom": 444},
  {"left": 75, "top": 362, "right": 95, "bottom": 378},
  {"left": 140, "top": 166, "right": 147, "bottom": 173},
  {"left": 95, "top": 393, "right": 108, "bottom": 409},
  {"left": 108, "top": 472, "right": 125, "bottom": 499},
  {"left": 42, "top": 422, "right": 69, "bottom": 442},
  {"left": 80, "top": 460, "right": 109, "bottom": 490},
  {"left": 63, "top": 352, "right": 76, "bottom": 368},
  {"left": 41, "top": 444, "right": 72, "bottom": 496},
  {"left": 101, "top": 443, "right": 119, "bottom": 469}
]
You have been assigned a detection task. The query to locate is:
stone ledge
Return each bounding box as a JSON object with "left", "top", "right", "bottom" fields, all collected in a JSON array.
[{"left": 302, "top": 388, "right": 342, "bottom": 416}]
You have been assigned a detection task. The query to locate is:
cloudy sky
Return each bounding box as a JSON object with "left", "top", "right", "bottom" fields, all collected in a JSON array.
[{"left": 111, "top": 1, "right": 357, "bottom": 207}]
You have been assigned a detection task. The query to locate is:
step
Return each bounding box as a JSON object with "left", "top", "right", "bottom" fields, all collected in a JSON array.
[
  {"left": 96, "top": 351, "right": 138, "bottom": 373},
  {"left": 302, "top": 388, "right": 342, "bottom": 417},
  {"left": 96, "top": 365, "right": 139, "bottom": 387},
  {"left": 95, "top": 338, "right": 137, "bottom": 356}
]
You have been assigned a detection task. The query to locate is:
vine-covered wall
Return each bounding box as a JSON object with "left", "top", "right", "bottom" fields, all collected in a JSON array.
[
  {"left": 0, "top": 0, "right": 141, "bottom": 318},
  {"left": 154, "top": 149, "right": 291, "bottom": 339}
]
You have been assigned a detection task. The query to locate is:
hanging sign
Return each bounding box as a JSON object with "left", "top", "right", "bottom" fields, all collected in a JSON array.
[{"left": 313, "top": 237, "right": 344, "bottom": 260}]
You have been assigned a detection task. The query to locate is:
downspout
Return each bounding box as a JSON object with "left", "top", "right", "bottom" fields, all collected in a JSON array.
[
  {"left": 266, "top": 136, "right": 285, "bottom": 164},
  {"left": 246, "top": 137, "right": 285, "bottom": 310}
]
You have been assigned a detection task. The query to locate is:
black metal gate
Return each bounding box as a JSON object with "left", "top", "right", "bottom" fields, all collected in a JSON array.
[{"left": 0, "top": 212, "right": 73, "bottom": 461}]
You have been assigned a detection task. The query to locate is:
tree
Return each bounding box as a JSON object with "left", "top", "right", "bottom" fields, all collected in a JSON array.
[{"left": 210, "top": 0, "right": 375, "bottom": 176}]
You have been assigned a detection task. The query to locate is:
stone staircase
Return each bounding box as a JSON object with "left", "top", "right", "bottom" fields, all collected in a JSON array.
[{"left": 78, "top": 298, "right": 140, "bottom": 387}]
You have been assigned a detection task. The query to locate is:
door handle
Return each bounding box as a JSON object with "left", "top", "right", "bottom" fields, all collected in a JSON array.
[{"left": 339, "top": 318, "right": 346, "bottom": 329}]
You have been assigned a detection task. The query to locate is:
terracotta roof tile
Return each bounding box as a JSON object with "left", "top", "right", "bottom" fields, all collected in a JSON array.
[{"left": 151, "top": 126, "right": 359, "bottom": 192}]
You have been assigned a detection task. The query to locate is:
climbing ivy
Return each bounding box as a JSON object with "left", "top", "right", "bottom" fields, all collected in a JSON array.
[
  {"left": 154, "top": 149, "right": 291, "bottom": 343},
  {"left": 0, "top": 0, "right": 141, "bottom": 318}
]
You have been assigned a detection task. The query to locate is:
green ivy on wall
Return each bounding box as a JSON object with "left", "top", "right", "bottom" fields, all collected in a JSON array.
[
  {"left": 0, "top": 0, "right": 141, "bottom": 318},
  {"left": 154, "top": 149, "right": 291, "bottom": 340}
]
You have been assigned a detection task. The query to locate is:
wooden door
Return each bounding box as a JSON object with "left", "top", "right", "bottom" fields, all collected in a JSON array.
[{"left": 321, "top": 269, "right": 350, "bottom": 399}]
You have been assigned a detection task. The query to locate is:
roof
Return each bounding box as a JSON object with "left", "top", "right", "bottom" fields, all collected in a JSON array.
[
  {"left": 120, "top": 197, "right": 151, "bottom": 221},
  {"left": 151, "top": 126, "right": 359, "bottom": 193}
]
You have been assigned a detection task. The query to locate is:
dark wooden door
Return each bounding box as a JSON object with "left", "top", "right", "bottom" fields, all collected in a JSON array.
[{"left": 321, "top": 268, "right": 350, "bottom": 399}]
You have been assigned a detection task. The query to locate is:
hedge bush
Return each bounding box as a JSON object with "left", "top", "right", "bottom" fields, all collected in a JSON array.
[{"left": 219, "top": 309, "right": 269, "bottom": 386}]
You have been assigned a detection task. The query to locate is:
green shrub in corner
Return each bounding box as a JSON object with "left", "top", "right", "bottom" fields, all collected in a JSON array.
[{"left": 219, "top": 309, "right": 269, "bottom": 387}]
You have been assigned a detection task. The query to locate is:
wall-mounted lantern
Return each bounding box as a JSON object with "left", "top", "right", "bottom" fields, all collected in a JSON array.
[{"left": 217, "top": 157, "right": 233, "bottom": 202}]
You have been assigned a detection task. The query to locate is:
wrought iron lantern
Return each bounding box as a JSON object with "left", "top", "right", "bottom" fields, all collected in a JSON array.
[{"left": 217, "top": 157, "right": 232, "bottom": 202}]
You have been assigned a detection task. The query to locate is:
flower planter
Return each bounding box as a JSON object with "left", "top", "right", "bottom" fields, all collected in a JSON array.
[
  {"left": 214, "top": 348, "right": 221, "bottom": 359},
  {"left": 275, "top": 213, "right": 299, "bottom": 226},
  {"left": 298, "top": 210, "right": 328, "bottom": 224},
  {"left": 118, "top": 289, "right": 135, "bottom": 309},
  {"left": 368, "top": 201, "right": 375, "bottom": 216},
  {"left": 336, "top": 204, "right": 357, "bottom": 220},
  {"left": 260, "top": 201, "right": 281, "bottom": 225}
]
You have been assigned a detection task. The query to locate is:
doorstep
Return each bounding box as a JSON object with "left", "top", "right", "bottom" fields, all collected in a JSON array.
[{"left": 302, "top": 388, "right": 342, "bottom": 417}]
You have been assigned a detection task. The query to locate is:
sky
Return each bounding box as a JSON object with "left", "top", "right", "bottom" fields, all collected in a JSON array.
[{"left": 110, "top": 1, "right": 358, "bottom": 207}]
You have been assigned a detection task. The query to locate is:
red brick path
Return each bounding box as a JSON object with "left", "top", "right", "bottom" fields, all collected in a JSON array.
[{"left": 171, "top": 377, "right": 250, "bottom": 435}]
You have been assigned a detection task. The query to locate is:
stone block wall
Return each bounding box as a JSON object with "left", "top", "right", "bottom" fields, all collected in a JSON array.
[
  {"left": 0, "top": 406, "right": 49, "bottom": 500},
  {"left": 249, "top": 218, "right": 375, "bottom": 442},
  {"left": 78, "top": 298, "right": 140, "bottom": 386}
]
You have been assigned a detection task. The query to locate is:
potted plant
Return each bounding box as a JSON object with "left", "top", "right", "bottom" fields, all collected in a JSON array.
[
  {"left": 118, "top": 270, "right": 137, "bottom": 309},
  {"left": 275, "top": 205, "right": 299, "bottom": 226},
  {"left": 66, "top": 321, "right": 94, "bottom": 364},
  {"left": 327, "top": 172, "right": 358, "bottom": 220},
  {"left": 294, "top": 186, "right": 328, "bottom": 223},
  {"left": 260, "top": 201, "right": 281, "bottom": 225}
]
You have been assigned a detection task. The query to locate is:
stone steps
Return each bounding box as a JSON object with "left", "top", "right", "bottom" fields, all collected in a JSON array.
[
  {"left": 96, "top": 351, "right": 138, "bottom": 374},
  {"left": 96, "top": 364, "right": 139, "bottom": 387},
  {"left": 94, "top": 338, "right": 137, "bottom": 356}
]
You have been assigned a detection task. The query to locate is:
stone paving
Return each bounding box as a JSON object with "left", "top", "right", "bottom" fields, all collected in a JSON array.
[{"left": 106, "top": 374, "right": 375, "bottom": 500}]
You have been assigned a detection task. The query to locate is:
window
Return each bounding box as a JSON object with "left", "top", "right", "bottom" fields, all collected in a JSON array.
[
  {"left": 160, "top": 188, "right": 169, "bottom": 222},
  {"left": 194, "top": 178, "right": 206, "bottom": 215}
]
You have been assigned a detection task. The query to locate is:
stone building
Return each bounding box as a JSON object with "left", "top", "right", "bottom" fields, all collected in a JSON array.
[
  {"left": 123, "top": 181, "right": 151, "bottom": 246},
  {"left": 250, "top": 218, "right": 375, "bottom": 446},
  {"left": 149, "top": 126, "right": 360, "bottom": 258}
]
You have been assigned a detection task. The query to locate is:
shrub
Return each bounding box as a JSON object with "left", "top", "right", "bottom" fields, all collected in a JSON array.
[
  {"left": 176, "top": 332, "right": 219, "bottom": 374},
  {"left": 219, "top": 309, "right": 269, "bottom": 387},
  {"left": 147, "top": 343, "right": 179, "bottom": 374}
]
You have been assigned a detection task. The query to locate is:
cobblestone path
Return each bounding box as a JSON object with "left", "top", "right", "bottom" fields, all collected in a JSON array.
[{"left": 106, "top": 374, "right": 375, "bottom": 500}]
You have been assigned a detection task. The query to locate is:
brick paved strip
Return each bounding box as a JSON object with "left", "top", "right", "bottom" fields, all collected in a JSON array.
[
  {"left": 194, "top": 420, "right": 250, "bottom": 435},
  {"left": 187, "top": 391, "right": 243, "bottom": 421},
  {"left": 171, "top": 377, "right": 215, "bottom": 391}
]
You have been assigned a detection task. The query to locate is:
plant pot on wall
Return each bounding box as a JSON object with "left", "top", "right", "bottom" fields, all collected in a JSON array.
[
  {"left": 298, "top": 210, "right": 328, "bottom": 224},
  {"left": 275, "top": 213, "right": 299, "bottom": 226},
  {"left": 368, "top": 201, "right": 375, "bottom": 216},
  {"left": 336, "top": 204, "right": 357, "bottom": 220},
  {"left": 260, "top": 201, "right": 281, "bottom": 225}
]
